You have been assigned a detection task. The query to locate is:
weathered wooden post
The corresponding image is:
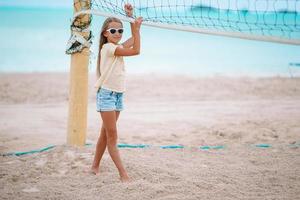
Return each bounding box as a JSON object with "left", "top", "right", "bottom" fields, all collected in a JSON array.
[{"left": 66, "top": 0, "right": 91, "bottom": 146}]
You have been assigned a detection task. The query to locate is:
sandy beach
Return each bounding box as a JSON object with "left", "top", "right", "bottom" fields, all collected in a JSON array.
[{"left": 0, "top": 72, "right": 300, "bottom": 200}]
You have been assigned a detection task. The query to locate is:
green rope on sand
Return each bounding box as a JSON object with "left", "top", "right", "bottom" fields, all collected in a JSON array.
[
  {"left": 199, "top": 145, "right": 225, "bottom": 150},
  {"left": 1, "top": 145, "right": 56, "bottom": 156},
  {"left": 117, "top": 143, "right": 150, "bottom": 148},
  {"left": 160, "top": 145, "right": 184, "bottom": 149},
  {"left": 1, "top": 143, "right": 93, "bottom": 157},
  {"left": 288, "top": 143, "right": 300, "bottom": 148},
  {"left": 255, "top": 144, "right": 271, "bottom": 148},
  {"left": 2, "top": 142, "right": 298, "bottom": 157}
]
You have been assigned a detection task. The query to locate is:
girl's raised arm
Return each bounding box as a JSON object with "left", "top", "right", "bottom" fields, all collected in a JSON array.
[
  {"left": 121, "top": 37, "right": 134, "bottom": 48},
  {"left": 121, "top": 4, "right": 135, "bottom": 48},
  {"left": 115, "top": 17, "right": 142, "bottom": 56},
  {"left": 115, "top": 3, "right": 142, "bottom": 56}
]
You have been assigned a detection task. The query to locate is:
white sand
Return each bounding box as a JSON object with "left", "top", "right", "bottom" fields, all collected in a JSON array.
[{"left": 0, "top": 72, "right": 300, "bottom": 199}]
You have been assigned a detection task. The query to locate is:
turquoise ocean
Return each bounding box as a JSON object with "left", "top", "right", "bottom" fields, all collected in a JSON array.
[{"left": 1, "top": 3, "right": 300, "bottom": 77}]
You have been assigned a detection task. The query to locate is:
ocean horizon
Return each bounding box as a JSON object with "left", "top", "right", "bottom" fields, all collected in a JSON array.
[{"left": 1, "top": 5, "right": 300, "bottom": 77}]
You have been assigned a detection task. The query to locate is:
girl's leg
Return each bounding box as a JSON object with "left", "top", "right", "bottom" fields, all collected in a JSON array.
[
  {"left": 90, "top": 111, "right": 121, "bottom": 174},
  {"left": 101, "top": 111, "right": 130, "bottom": 182},
  {"left": 90, "top": 126, "right": 107, "bottom": 174}
]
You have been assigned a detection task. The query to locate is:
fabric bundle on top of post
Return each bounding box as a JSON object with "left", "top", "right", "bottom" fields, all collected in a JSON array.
[{"left": 66, "top": 0, "right": 93, "bottom": 54}]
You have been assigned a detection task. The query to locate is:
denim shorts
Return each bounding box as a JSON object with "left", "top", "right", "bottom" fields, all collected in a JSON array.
[{"left": 96, "top": 87, "right": 124, "bottom": 112}]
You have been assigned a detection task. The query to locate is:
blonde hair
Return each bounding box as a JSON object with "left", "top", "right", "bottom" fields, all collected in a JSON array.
[{"left": 96, "top": 17, "right": 123, "bottom": 78}]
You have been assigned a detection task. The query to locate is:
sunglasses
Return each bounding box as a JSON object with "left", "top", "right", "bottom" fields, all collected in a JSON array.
[{"left": 106, "top": 28, "right": 124, "bottom": 34}]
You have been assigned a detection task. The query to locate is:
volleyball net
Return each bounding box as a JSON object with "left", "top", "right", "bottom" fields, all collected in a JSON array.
[{"left": 66, "top": 0, "right": 300, "bottom": 54}]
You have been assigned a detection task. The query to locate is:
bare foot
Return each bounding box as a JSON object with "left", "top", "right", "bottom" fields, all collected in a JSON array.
[
  {"left": 84, "top": 166, "right": 99, "bottom": 175},
  {"left": 120, "top": 174, "right": 131, "bottom": 182},
  {"left": 91, "top": 166, "right": 99, "bottom": 175}
]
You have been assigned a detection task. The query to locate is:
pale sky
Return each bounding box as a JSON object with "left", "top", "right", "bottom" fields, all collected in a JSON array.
[
  {"left": 1, "top": 0, "right": 299, "bottom": 12},
  {"left": 0, "top": 0, "right": 73, "bottom": 8}
]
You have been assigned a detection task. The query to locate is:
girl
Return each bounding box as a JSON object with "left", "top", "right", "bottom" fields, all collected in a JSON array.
[{"left": 90, "top": 4, "right": 143, "bottom": 182}]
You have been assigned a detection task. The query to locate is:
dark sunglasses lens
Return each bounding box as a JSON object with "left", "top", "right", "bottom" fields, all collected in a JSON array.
[
  {"left": 110, "top": 29, "right": 116, "bottom": 34},
  {"left": 118, "top": 29, "right": 124, "bottom": 34}
]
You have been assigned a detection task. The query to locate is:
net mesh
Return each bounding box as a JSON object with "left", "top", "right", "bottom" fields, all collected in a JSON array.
[
  {"left": 91, "top": 0, "right": 300, "bottom": 43},
  {"left": 66, "top": 0, "right": 300, "bottom": 54}
]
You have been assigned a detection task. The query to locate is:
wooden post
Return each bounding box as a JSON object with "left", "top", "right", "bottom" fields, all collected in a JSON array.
[{"left": 67, "top": 0, "right": 91, "bottom": 146}]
